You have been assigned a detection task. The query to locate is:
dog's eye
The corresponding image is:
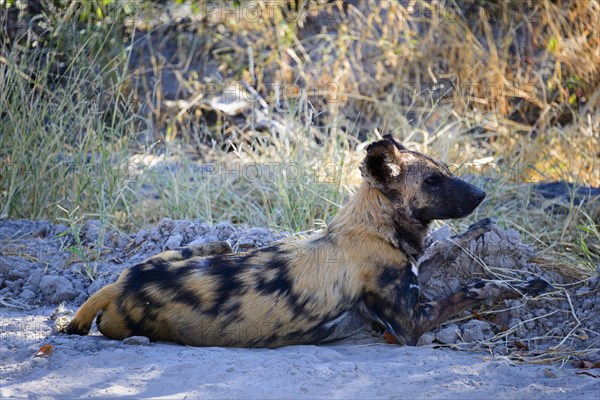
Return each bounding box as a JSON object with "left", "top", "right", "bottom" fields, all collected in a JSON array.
[{"left": 424, "top": 175, "right": 442, "bottom": 186}]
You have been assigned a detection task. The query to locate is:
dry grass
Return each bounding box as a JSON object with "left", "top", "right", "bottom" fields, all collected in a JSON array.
[{"left": 1, "top": 0, "right": 598, "bottom": 273}]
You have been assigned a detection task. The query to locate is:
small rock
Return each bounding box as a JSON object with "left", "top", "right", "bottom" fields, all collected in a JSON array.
[
  {"left": 417, "top": 332, "right": 435, "bottom": 346},
  {"left": 74, "top": 293, "right": 87, "bottom": 304},
  {"left": 576, "top": 286, "right": 590, "bottom": 296},
  {"left": 149, "top": 228, "right": 162, "bottom": 242},
  {"left": 6, "top": 280, "right": 22, "bottom": 291},
  {"left": 509, "top": 302, "right": 522, "bottom": 317},
  {"left": 435, "top": 324, "right": 460, "bottom": 344},
  {"left": 184, "top": 222, "right": 208, "bottom": 242},
  {"left": 508, "top": 318, "right": 525, "bottom": 336},
  {"left": 164, "top": 234, "right": 184, "bottom": 250},
  {"left": 582, "top": 300, "right": 593, "bottom": 311},
  {"left": 87, "top": 278, "right": 109, "bottom": 296},
  {"left": 461, "top": 320, "right": 488, "bottom": 343},
  {"left": 116, "top": 234, "right": 130, "bottom": 249},
  {"left": 7, "top": 266, "right": 30, "bottom": 280},
  {"left": 230, "top": 227, "right": 283, "bottom": 249},
  {"left": 215, "top": 222, "right": 235, "bottom": 240},
  {"left": 158, "top": 218, "right": 175, "bottom": 235},
  {"left": 39, "top": 275, "right": 78, "bottom": 303},
  {"left": 134, "top": 229, "right": 148, "bottom": 246},
  {"left": 236, "top": 238, "right": 255, "bottom": 250},
  {"left": 189, "top": 235, "right": 219, "bottom": 246},
  {"left": 97, "top": 339, "right": 121, "bottom": 350},
  {"left": 589, "top": 272, "right": 600, "bottom": 289},
  {"left": 24, "top": 269, "right": 44, "bottom": 292},
  {"left": 504, "top": 229, "right": 521, "bottom": 244},
  {"left": 19, "top": 288, "right": 36, "bottom": 300},
  {"left": 123, "top": 336, "right": 150, "bottom": 346},
  {"left": 483, "top": 231, "right": 501, "bottom": 246},
  {"left": 172, "top": 220, "right": 189, "bottom": 236},
  {"left": 82, "top": 220, "right": 101, "bottom": 243},
  {"left": 534, "top": 308, "right": 547, "bottom": 318},
  {"left": 426, "top": 225, "right": 452, "bottom": 246},
  {"left": 446, "top": 278, "right": 460, "bottom": 294},
  {"left": 73, "top": 280, "right": 84, "bottom": 291},
  {"left": 52, "top": 224, "right": 69, "bottom": 238}
]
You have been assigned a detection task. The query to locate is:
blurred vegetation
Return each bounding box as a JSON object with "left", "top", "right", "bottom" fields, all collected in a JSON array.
[{"left": 0, "top": 0, "right": 598, "bottom": 272}]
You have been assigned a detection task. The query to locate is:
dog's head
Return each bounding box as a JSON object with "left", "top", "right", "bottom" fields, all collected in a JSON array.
[{"left": 360, "top": 135, "right": 486, "bottom": 224}]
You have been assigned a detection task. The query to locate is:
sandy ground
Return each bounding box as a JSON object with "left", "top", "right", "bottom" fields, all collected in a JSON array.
[
  {"left": 1, "top": 307, "right": 598, "bottom": 400},
  {"left": 1, "top": 215, "right": 598, "bottom": 399}
]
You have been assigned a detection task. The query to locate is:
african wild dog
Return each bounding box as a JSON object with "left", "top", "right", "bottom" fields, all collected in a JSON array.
[{"left": 65, "top": 135, "right": 548, "bottom": 347}]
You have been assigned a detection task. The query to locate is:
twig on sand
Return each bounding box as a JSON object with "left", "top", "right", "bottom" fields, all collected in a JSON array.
[{"left": 0, "top": 296, "right": 33, "bottom": 310}]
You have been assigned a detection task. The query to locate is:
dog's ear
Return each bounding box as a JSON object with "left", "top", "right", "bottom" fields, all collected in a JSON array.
[
  {"left": 382, "top": 134, "right": 406, "bottom": 151},
  {"left": 360, "top": 137, "right": 404, "bottom": 185}
]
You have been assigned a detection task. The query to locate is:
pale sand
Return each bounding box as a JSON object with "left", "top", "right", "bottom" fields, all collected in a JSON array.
[{"left": 1, "top": 308, "right": 598, "bottom": 399}]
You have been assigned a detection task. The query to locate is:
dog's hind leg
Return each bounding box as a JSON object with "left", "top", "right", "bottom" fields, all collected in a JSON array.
[{"left": 64, "top": 283, "right": 120, "bottom": 335}]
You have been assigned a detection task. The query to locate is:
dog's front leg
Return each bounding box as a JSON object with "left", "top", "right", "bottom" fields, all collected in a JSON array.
[
  {"left": 416, "top": 278, "right": 551, "bottom": 335},
  {"left": 360, "top": 263, "right": 424, "bottom": 345},
  {"left": 362, "top": 264, "right": 550, "bottom": 345}
]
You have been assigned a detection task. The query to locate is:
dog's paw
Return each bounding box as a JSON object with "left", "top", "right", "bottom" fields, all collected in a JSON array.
[
  {"left": 460, "top": 281, "right": 505, "bottom": 304},
  {"left": 463, "top": 279, "right": 552, "bottom": 304},
  {"left": 63, "top": 320, "right": 91, "bottom": 336}
]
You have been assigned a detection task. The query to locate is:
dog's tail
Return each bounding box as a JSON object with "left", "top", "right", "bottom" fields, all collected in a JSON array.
[{"left": 64, "top": 284, "right": 119, "bottom": 335}]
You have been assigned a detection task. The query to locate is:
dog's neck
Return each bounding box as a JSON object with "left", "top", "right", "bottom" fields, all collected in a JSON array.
[{"left": 328, "top": 184, "right": 429, "bottom": 263}]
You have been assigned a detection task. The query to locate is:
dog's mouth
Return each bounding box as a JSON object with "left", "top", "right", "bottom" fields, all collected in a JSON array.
[
  {"left": 436, "top": 198, "right": 485, "bottom": 219},
  {"left": 413, "top": 184, "right": 486, "bottom": 222},
  {"left": 453, "top": 188, "right": 486, "bottom": 217},
  {"left": 444, "top": 189, "right": 486, "bottom": 219},
  {"left": 443, "top": 180, "right": 486, "bottom": 218}
]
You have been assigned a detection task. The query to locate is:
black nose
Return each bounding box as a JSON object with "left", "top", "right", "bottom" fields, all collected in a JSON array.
[{"left": 472, "top": 190, "right": 486, "bottom": 203}]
